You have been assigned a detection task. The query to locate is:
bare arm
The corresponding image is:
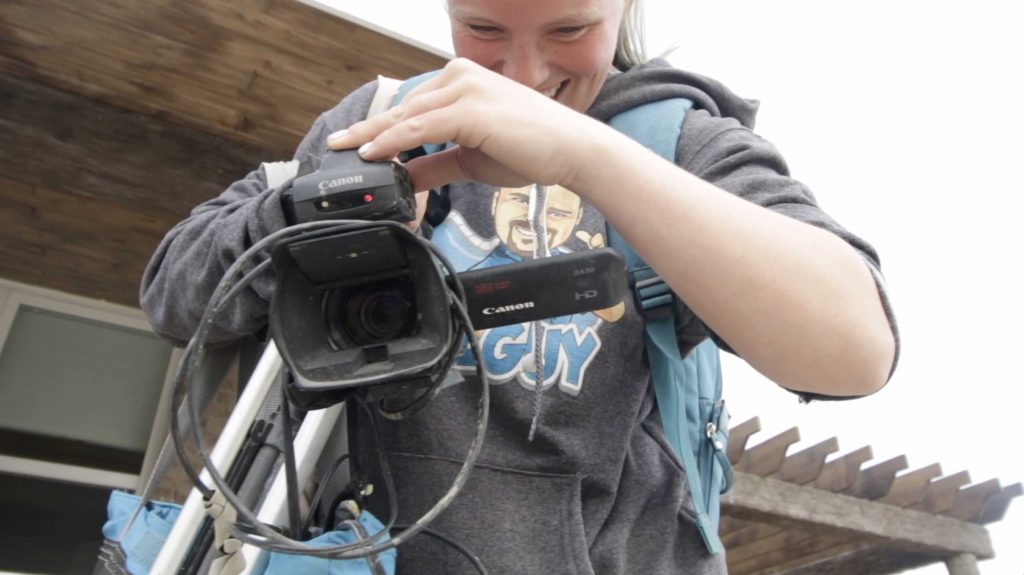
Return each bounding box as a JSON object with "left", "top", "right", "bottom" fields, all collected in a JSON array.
[
  {"left": 567, "top": 121, "right": 895, "bottom": 396},
  {"left": 330, "top": 59, "right": 896, "bottom": 397}
]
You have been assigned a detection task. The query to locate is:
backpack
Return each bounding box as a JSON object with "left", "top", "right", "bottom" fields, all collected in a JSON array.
[
  {"left": 607, "top": 100, "right": 733, "bottom": 555},
  {"left": 391, "top": 73, "right": 734, "bottom": 555}
]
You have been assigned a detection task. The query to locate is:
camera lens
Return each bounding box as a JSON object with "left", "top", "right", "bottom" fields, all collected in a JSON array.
[
  {"left": 326, "top": 278, "right": 416, "bottom": 347},
  {"left": 350, "top": 289, "right": 412, "bottom": 342}
]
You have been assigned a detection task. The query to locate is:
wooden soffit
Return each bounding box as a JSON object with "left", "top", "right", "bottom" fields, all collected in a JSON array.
[
  {"left": 0, "top": 0, "right": 448, "bottom": 306},
  {"left": 0, "top": 0, "right": 449, "bottom": 157}
]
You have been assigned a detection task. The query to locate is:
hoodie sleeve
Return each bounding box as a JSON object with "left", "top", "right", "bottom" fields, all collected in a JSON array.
[
  {"left": 139, "top": 81, "right": 379, "bottom": 345},
  {"left": 672, "top": 110, "right": 900, "bottom": 397}
]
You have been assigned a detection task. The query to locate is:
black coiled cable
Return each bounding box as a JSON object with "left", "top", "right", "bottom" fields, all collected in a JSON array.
[{"left": 169, "top": 219, "right": 490, "bottom": 561}]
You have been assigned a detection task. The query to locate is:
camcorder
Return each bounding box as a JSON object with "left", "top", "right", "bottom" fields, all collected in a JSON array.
[{"left": 271, "top": 149, "right": 627, "bottom": 409}]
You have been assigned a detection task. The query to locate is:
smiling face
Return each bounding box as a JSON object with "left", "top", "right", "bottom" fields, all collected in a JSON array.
[
  {"left": 448, "top": 0, "right": 627, "bottom": 112},
  {"left": 493, "top": 185, "right": 584, "bottom": 257}
]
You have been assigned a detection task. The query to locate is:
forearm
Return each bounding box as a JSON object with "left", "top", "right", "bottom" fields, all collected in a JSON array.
[
  {"left": 141, "top": 84, "right": 379, "bottom": 345},
  {"left": 139, "top": 172, "right": 286, "bottom": 345},
  {"left": 569, "top": 123, "right": 896, "bottom": 396}
]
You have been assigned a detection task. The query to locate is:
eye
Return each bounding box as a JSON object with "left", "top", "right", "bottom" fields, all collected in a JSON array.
[
  {"left": 466, "top": 24, "right": 503, "bottom": 38},
  {"left": 552, "top": 25, "right": 588, "bottom": 40}
]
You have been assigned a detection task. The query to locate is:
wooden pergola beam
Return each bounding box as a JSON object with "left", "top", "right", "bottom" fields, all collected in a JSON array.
[
  {"left": 734, "top": 426, "right": 800, "bottom": 476},
  {"left": 722, "top": 472, "right": 995, "bottom": 559},
  {"left": 978, "top": 482, "right": 1024, "bottom": 524},
  {"left": 727, "top": 417, "right": 761, "bottom": 465},
  {"left": 779, "top": 544, "right": 980, "bottom": 575}
]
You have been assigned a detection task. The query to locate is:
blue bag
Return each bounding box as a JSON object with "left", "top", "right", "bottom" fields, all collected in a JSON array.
[
  {"left": 262, "top": 511, "right": 396, "bottom": 575},
  {"left": 98, "top": 490, "right": 183, "bottom": 575},
  {"left": 98, "top": 489, "right": 394, "bottom": 574},
  {"left": 607, "top": 98, "right": 734, "bottom": 555}
]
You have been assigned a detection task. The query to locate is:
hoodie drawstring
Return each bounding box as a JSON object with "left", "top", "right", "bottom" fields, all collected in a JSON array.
[{"left": 527, "top": 183, "right": 550, "bottom": 442}]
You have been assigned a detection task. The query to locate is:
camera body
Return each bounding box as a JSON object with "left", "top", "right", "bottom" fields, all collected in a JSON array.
[
  {"left": 282, "top": 147, "right": 417, "bottom": 225},
  {"left": 271, "top": 150, "right": 627, "bottom": 409}
]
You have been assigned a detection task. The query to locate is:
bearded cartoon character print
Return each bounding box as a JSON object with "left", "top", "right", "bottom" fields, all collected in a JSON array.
[{"left": 432, "top": 184, "right": 625, "bottom": 396}]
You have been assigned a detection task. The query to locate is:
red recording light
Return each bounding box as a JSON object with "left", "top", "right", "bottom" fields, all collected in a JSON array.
[{"left": 363, "top": 194, "right": 374, "bottom": 203}]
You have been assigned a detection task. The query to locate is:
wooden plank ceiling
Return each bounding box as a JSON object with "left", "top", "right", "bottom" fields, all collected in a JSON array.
[{"left": 0, "top": 0, "right": 448, "bottom": 306}]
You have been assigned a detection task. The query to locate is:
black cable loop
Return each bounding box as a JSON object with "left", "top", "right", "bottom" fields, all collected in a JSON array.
[
  {"left": 278, "top": 378, "right": 303, "bottom": 540},
  {"left": 172, "top": 219, "right": 490, "bottom": 559},
  {"left": 392, "top": 525, "right": 489, "bottom": 575}
]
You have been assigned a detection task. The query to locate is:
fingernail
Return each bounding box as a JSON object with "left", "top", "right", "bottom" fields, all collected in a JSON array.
[
  {"left": 326, "top": 129, "right": 348, "bottom": 146},
  {"left": 358, "top": 141, "right": 374, "bottom": 157}
]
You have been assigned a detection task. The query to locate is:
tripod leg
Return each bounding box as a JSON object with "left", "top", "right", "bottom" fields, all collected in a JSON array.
[
  {"left": 151, "top": 341, "right": 284, "bottom": 573},
  {"left": 234, "top": 401, "right": 345, "bottom": 574}
]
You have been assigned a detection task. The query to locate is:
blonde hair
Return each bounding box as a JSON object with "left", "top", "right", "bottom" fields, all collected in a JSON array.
[{"left": 613, "top": 0, "right": 647, "bottom": 70}]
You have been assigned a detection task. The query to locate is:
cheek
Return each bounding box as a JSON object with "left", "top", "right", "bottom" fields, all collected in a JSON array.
[
  {"left": 549, "top": 33, "right": 618, "bottom": 83},
  {"left": 572, "top": 33, "right": 618, "bottom": 75}
]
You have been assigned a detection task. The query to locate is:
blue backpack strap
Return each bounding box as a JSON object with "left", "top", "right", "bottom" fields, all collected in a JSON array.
[
  {"left": 393, "top": 71, "right": 445, "bottom": 156},
  {"left": 607, "top": 98, "right": 732, "bottom": 555},
  {"left": 394, "top": 70, "right": 439, "bottom": 104}
]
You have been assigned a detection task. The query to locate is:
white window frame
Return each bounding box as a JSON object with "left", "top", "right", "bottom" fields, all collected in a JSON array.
[{"left": 0, "top": 278, "right": 180, "bottom": 492}]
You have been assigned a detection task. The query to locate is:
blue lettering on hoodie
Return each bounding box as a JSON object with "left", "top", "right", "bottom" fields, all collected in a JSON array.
[{"left": 456, "top": 313, "right": 601, "bottom": 396}]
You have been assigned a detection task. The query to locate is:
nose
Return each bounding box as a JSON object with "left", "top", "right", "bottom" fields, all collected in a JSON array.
[{"left": 498, "top": 39, "right": 549, "bottom": 89}]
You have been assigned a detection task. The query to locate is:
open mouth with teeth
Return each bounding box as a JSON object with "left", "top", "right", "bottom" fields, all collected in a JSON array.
[
  {"left": 514, "top": 222, "right": 539, "bottom": 240},
  {"left": 509, "top": 220, "right": 552, "bottom": 254},
  {"left": 540, "top": 80, "right": 568, "bottom": 100}
]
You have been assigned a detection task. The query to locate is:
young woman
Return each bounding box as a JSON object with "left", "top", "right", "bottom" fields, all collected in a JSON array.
[{"left": 141, "top": 0, "right": 898, "bottom": 572}]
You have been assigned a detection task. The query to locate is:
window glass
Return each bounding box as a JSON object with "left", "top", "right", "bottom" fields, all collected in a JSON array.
[
  {"left": 0, "top": 471, "right": 108, "bottom": 574},
  {"left": 0, "top": 305, "right": 172, "bottom": 468}
]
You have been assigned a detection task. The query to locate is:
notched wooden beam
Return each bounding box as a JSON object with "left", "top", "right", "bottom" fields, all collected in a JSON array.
[
  {"left": 773, "top": 437, "right": 840, "bottom": 485},
  {"left": 723, "top": 473, "right": 995, "bottom": 559},
  {"left": 727, "top": 417, "right": 761, "bottom": 465},
  {"left": 815, "top": 445, "right": 873, "bottom": 493},
  {"left": 881, "top": 463, "right": 943, "bottom": 507},
  {"left": 915, "top": 471, "right": 972, "bottom": 514},
  {"left": 735, "top": 427, "right": 801, "bottom": 476},
  {"left": 850, "top": 455, "right": 909, "bottom": 500},
  {"left": 977, "top": 482, "right": 1023, "bottom": 524},
  {"left": 947, "top": 479, "right": 1001, "bottom": 522}
]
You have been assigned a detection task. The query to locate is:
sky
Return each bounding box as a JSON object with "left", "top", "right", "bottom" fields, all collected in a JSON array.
[{"left": 309, "top": 1, "right": 1023, "bottom": 571}]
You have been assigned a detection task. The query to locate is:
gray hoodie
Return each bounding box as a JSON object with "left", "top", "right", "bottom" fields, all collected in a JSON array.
[{"left": 140, "top": 59, "right": 897, "bottom": 574}]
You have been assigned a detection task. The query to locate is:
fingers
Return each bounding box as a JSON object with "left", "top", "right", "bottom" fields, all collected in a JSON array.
[
  {"left": 574, "top": 230, "right": 606, "bottom": 248},
  {"left": 359, "top": 105, "right": 474, "bottom": 162},
  {"left": 404, "top": 190, "right": 430, "bottom": 231},
  {"left": 402, "top": 146, "right": 531, "bottom": 192},
  {"left": 323, "top": 58, "right": 567, "bottom": 190},
  {"left": 403, "top": 148, "right": 469, "bottom": 192},
  {"left": 327, "top": 72, "right": 465, "bottom": 155}
]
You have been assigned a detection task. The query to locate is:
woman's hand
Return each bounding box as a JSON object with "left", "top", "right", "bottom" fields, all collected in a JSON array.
[
  {"left": 327, "top": 58, "right": 604, "bottom": 193},
  {"left": 328, "top": 58, "right": 896, "bottom": 397}
]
